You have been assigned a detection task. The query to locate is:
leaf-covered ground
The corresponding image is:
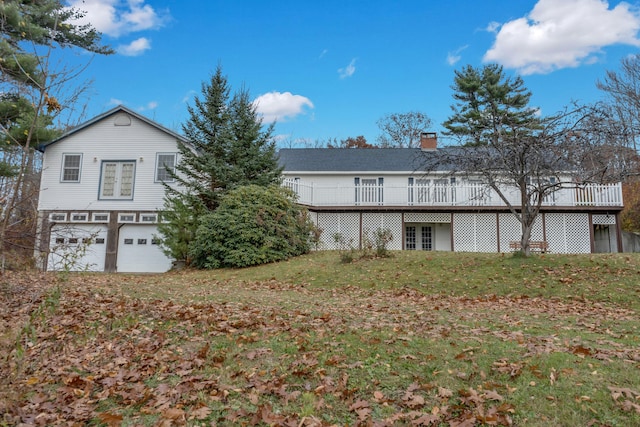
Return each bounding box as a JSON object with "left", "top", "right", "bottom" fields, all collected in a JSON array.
[{"left": 1, "top": 252, "right": 640, "bottom": 426}]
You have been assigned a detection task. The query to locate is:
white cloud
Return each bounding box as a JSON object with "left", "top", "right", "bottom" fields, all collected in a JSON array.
[
  {"left": 253, "top": 91, "right": 314, "bottom": 123},
  {"left": 117, "top": 37, "right": 151, "bottom": 56},
  {"left": 107, "top": 97, "right": 125, "bottom": 106},
  {"left": 181, "top": 90, "right": 197, "bottom": 103},
  {"left": 485, "top": 21, "right": 501, "bottom": 33},
  {"left": 138, "top": 101, "right": 158, "bottom": 111},
  {"left": 447, "top": 45, "right": 468, "bottom": 66},
  {"left": 66, "top": 0, "right": 168, "bottom": 38},
  {"left": 484, "top": 0, "right": 640, "bottom": 75},
  {"left": 319, "top": 49, "right": 328, "bottom": 59},
  {"left": 338, "top": 58, "right": 357, "bottom": 79}
]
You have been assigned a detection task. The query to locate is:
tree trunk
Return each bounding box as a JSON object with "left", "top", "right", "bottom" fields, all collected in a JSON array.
[{"left": 520, "top": 220, "right": 533, "bottom": 257}]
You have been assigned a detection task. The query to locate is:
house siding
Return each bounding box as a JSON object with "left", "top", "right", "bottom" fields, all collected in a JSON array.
[
  {"left": 38, "top": 112, "right": 180, "bottom": 212},
  {"left": 37, "top": 107, "right": 183, "bottom": 273},
  {"left": 280, "top": 148, "right": 623, "bottom": 254}
]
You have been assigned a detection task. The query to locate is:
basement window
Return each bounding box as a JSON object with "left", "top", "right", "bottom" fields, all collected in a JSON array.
[
  {"left": 118, "top": 213, "right": 136, "bottom": 223},
  {"left": 49, "top": 213, "right": 67, "bottom": 222},
  {"left": 92, "top": 213, "right": 109, "bottom": 222},
  {"left": 70, "top": 213, "right": 88, "bottom": 222},
  {"left": 140, "top": 214, "right": 157, "bottom": 223}
]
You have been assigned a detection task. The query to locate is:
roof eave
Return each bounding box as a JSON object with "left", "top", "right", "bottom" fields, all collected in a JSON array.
[{"left": 37, "top": 105, "right": 188, "bottom": 152}]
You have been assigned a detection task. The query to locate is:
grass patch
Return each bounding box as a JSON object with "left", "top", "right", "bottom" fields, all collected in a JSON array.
[{"left": 1, "top": 252, "right": 639, "bottom": 425}]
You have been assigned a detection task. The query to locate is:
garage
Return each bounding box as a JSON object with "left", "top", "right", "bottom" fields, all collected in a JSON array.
[
  {"left": 116, "top": 224, "right": 172, "bottom": 273},
  {"left": 48, "top": 224, "right": 108, "bottom": 272}
]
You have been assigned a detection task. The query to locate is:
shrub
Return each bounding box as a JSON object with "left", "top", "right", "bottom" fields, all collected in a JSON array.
[
  {"left": 189, "top": 185, "right": 316, "bottom": 269},
  {"left": 333, "top": 232, "right": 357, "bottom": 264},
  {"left": 370, "top": 227, "right": 394, "bottom": 258},
  {"left": 336, "top": 227, "right": 394, "bottom": 263}
]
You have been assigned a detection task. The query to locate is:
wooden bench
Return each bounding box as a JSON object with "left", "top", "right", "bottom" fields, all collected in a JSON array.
[{"left": 509, "top": 240, "right": 549, "bottom": 253}]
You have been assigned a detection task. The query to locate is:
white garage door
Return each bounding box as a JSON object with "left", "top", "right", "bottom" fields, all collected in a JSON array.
[
  {"left": 48, "top": 225, "right": 108, "bottom": 272},
  {"left": 116, "top": 224, "right": 172, "bottom": 273}
]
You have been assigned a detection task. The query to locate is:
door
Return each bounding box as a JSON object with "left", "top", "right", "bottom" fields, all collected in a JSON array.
[
  {"left": 116, "top": 224, "right": 173, "bottom": 273},
  {"left": 48, "top": 225, "right": 108, "bottom": 271},
  {"left": 421, "top": 226, "right": 433, "bottom": 250},
  {"left": 405, "top": 225, "right": 433, "bottom": 251}
]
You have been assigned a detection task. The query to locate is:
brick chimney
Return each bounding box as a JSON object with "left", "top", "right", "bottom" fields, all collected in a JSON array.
[{"left": 420, "top": 132, "right": 437, "bottom": 150}]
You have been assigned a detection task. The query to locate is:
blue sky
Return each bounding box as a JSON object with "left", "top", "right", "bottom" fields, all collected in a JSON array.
[{"left": 62, "top": 0, "right": 640, "bottom": 147}]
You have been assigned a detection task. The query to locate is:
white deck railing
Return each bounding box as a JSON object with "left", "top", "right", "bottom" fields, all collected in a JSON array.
[{"left": 282, "top": 179, "right": 623, "bottom": 208}]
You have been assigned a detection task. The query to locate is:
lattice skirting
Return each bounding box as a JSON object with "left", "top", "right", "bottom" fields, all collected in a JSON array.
[
  {"left": 311, "top": 211, "right": 607, "bottom": 253},
  {"left": 496, "top": 213, "right": 544, "bottom": 252},
  {"left": 453, "top": 213, "right": 499, "bottom": 252},
  {"left": 315, "top": 212, "right": 360, "bottom": 250},
  {"left": 544, "top": 213, "right": 591, "bottom": 253}
]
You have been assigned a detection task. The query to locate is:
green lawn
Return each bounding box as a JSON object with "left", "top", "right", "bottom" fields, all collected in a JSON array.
[{"left": 1, "top": 251, "right": 639, "bottom": 426}]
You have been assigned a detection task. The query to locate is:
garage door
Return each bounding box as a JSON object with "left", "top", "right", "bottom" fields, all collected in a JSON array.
[
  {"left": 48, "top": 225, "right": 108, "bottom": 272},
  {"left": 116, "top": 224, "right": 173, "bottom": 273}
]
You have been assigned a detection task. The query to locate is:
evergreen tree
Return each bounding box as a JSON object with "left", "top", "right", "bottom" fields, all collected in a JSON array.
[
  {"left": 0, "top": 0, "right": 111, "bottom": 268},
  {"left": 1, "top": 0, "right": 113, "bottom": 88},
  {"left": 443, "top": 64, "right": 540, "bottom": 146},
  {"left": 435, "top": 64, "right": 559, "bottom": 255},
  {"left": 158, "top": 66, "right": 282, "bottom": 263}
]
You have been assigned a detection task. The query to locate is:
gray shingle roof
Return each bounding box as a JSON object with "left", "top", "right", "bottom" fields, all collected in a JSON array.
[{"left": 277, "top": 148, "right": 445, "bottom": 172}]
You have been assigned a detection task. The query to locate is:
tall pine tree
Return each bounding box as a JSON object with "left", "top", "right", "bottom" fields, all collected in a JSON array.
[
  {"left": 443, "top": 64, "right": 540, "bottom": 146},
  {"left": 0, "top": 0, "right": 112, "bottom": 268},
  {"left": 158, "top": 66, "right": 282, "bottom": 263}
]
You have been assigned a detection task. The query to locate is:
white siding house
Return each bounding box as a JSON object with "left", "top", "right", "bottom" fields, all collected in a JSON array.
[
  {"left": 36, "top": 106, "right": 185, "bottom": 272},
  {"left": 35, "top": 108, "right": 625, "bottom": 273},
  {"left": 278, "top": 134, "right": 624, "bottom": 254}
]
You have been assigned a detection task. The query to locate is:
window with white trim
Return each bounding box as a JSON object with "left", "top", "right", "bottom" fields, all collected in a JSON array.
[
  {"left": 118, "top": 213, "right": 136, "bottom": 223},
  {"left": 61, "top": 154, "right": 82, "bottom": 182},
  {"left": 70, "top": 213, "right": 88, "bottom": 222},
  {"left": 140, "top": 214, "right": 157, "bottom": 223},
  {"left": 100, "top": 161, "right": 135, "bottom": 199},
  {"left": 92, "top": 213, "right": 110, "bottom": 222},
  {"left": 49, "top": 213, "right": 67, "bottom": 222},
  {"left": 155, "top": 153, "right": 176, "bottom": 182}
]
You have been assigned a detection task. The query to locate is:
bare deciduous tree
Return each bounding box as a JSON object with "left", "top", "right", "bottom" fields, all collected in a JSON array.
[
  {"left": 432, "top": 64, "right": 634, "bottom": 255},
  {"left": 327, "top": 135, "right": 376, "bottom": 148},
  {"left": 376, "top": 111, "right": 432, "bottom": 148},
  {"left": 596, "top": 54, "right": 640, "bottom": 152}
]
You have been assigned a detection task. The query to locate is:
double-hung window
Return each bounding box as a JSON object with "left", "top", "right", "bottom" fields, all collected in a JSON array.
[
  {"left": 100, "top": 161, "right": 136, "bottom": 199},
  {"left": 155, "top": 153, "right": 176, "bottom": 182},
  {"left": 61, "top": 154, "right": 82, "bottom": 182}
]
